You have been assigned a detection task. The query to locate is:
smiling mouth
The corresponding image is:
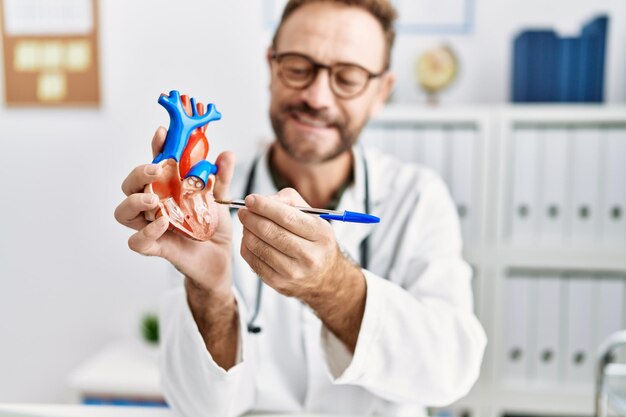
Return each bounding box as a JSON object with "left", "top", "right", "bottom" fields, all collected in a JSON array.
[{"left": 292, "top": 112, "right": 333, "bottom": 129}]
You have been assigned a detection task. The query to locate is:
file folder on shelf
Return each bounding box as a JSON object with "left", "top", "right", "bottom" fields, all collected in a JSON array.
[
  {"left": 503, "top": 275, "right": 532, "bottom": 384},
  {"left": 577, "top": 16, "right": 609, "bottom": 103},
  {"left": 510, "top": 128, "right": 540, "bottom": 243},
  {"left": 512, "top": 30, "right": 559, "bottom": 102},
  {"left": 512, "top": 15, "right": 608, "bottom": 103},
  {"left": 538, "top": 128, "right": 569, "bottom": 244},
  {"left": 595, "top": 277, "right": 625, "bottom": 361},
  {"left": 529, "top": 275, "right": 563, "bottom": 383},
  {"left": 569, "top": 128, "right": 602, "bottom": 243},
  {"left": 449, "top": 128, "right": 477, "bottom": 242},
  {"left": 557, "top": 38, "right": 581, "bottom": 102},
  {"left": 389, "top": 127, "right": 417, "bottom": 164},
  {"left": 601, "top": 128, "right": 626, "bottom": 245},
  {"left": 419, "top": 127, "right": 449, "bottom": 182},
  {"left": 564, "top": 276, "right": 595, "bottom": 383}
]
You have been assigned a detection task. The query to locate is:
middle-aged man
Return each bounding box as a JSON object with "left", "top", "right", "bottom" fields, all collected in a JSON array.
[{"left": 115, "top": 1, "right": 487, "bottom": 416}]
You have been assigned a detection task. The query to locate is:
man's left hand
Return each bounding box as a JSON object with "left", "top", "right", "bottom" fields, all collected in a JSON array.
[{"left": 238, "top": 188, "right": 348, "bottom": 299}]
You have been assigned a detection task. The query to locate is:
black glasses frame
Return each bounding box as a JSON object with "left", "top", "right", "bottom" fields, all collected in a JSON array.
[{"left": 270, "top": 51, "right": 386, "bottom": 99}]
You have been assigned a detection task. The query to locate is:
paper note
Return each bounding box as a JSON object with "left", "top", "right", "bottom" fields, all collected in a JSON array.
[
  {"left": 3, "top": 0, "right": 93, "bottom": 36},
  {"left": 65, "top": 40, "right": 91, "bottom": 71},
  {"left": 14, "top": 41, "right": 42, "bottom": 71},
  {"left": 41, "top": 41, "right": 65, "bottom": 70},
  {"left": 37, "top": 72, "right": 67, "bottom": 101}
]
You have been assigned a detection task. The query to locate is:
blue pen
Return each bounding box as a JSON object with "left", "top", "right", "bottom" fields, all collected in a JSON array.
[{"left": 216, "top": 199, "right": 380, "bottom": 224}]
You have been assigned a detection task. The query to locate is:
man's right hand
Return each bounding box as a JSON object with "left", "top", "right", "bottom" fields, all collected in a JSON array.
[{"left": 114, "top": 127, "right": 236, "bottom": 297}]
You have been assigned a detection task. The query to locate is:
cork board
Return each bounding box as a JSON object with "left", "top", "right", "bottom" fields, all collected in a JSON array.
[{"left": 0, "top": 0, "right": 100, "bottom": 107}]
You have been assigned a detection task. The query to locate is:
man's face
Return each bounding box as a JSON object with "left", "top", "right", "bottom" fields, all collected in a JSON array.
[{"left": 269, "top": 2, "right": 394, "bottom": 164}]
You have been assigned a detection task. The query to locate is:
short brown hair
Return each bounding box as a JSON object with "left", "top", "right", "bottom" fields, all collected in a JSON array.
[{"left": 271, "top": 0, "right": 397, "bottom": 69}]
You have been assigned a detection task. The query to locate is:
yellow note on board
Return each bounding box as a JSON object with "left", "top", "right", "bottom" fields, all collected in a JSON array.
[
  {"left": 41, "top": 41, "right": 65, "bottom": 70},
  {"left": 65, "top": 40, "right": 91, "bottom": 72},
  {"left": 38, "top": 72, "right": 67, "bottom": 101},
  {"left": 14, "top": 41, "right": 42, "bottom": 71}
]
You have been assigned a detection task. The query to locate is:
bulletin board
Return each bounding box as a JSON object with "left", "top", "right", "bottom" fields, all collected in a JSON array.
[{"left": 0, "top": 0, "right": 100, "bottom": 107}]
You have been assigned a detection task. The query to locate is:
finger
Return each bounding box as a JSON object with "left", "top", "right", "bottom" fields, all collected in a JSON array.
[
  {"left": 121, "top": 163, "right": 163, "bottom": 196},
  {"left": 271, "top": 187, "right": 310, "bottom": 207},
  {"left": 151, "top": 127, "right": 167, "bottom": 159},
  {"left": 240, "top": 239, "right": 281, "bottom": 286},
  {"left": 241, "top": 228, "right": 295, "bottom": 276},
  {"left": 128, "top": 216, "right": 169, "bottom": 257},
  {"left": 244, "top": 194, "right": 319, "bottom": 241},
  {"left": 114, "top": 193, "right": 159, "bottom": 230},
  {"left": 238, "top": 209, "right": 306, "bottom": 257},
  {"left": 213, "top": 151, "right": 235, "bottom": 199}
]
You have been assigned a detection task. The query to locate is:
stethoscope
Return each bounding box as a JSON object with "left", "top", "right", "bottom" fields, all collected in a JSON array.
[{"left": 232, "top": 151, "right": 371, "bottom": 334}]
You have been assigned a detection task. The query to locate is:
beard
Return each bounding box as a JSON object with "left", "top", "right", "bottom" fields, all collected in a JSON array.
[{"left": 270, "top": 101, "right": 366, "bottom": 164}]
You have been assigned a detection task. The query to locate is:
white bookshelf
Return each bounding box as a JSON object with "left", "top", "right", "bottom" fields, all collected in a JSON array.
[{"left": 368, "top": 104, "right": 626, "bottom": 417}]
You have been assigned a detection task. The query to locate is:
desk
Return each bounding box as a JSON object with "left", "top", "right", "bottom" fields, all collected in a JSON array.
[
  {"left": 0, "top": 404, "right": 172, "bottom": 417},
  {"left": 68, "top": 340, "right": 164, "bottom": 405},
  {"left": 0, "top": 405, "right": 343, "bottom": 417}
]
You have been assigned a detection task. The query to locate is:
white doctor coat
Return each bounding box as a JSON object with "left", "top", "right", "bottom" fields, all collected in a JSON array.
[{"left": 159, "top": 145, "right": 487, "bottom": 417}]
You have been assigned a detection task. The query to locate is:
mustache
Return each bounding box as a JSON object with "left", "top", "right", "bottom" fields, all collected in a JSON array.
[{"left": 283, "top": 102, "right": 339, "bottom": 126}]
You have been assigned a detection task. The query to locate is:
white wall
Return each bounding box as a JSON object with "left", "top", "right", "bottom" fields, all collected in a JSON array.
[
  {"left": 0, "top": 0, "right": 273, "bottom": 402},
  {"left": 0, "top": 0, "right": 624, "bottom": 403}
]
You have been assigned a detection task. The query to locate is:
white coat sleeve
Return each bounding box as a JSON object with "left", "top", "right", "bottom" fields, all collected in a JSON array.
[
  {"left": 159, "top": 285, "right": 256, "bottom": 417},
  {"left": 320, "top": 174, "right": 487, "bottom": 407}
]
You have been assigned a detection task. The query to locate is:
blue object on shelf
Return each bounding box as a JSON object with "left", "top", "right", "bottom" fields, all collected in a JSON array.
[
  {"left": 511, "top": 14, "right": 609, "bottom": 103},
  {"left": 557, "top": 37, "right": 580, "bottom": 102},
  {"left": 83, "top": 397, "right": 168, "bottom": 408},
  {"left": 512, "top": 32, "right": 530, "bottom": 102},
  {"left": 577, "top": 15, "right": 609, "bottom": 102},
  {"left": 512, "top": 30, "right": 559, "bottom": 102}
]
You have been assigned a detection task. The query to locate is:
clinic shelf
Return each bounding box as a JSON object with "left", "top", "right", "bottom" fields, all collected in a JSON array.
[
  {"left": 498, "top": 105, "right": 626, "bottom": 125},
  {"left": 443, "top": 384, "right": 595, "bottom": 417},
  {"left": 463, "top": 245, "right": 626, "bottom": 274},
  {"left": 492, "top": 385, "right": 594, "bottom": 416},
  {"left": 373, "top": 104, "right": 491, "bottom": 126},
  {"left": 375, "top": 104, "right": 626, "bottom": 125},
  {"left": 368, "top": 104, "right": 626, "bottom": 417},
  {"left": 493, "top": 246, "right": 626, "bottom": 272}
]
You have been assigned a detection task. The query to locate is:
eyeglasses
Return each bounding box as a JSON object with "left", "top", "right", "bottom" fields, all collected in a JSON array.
[{"left": 271, "top": 51, "right": 386, "bottom": 99}]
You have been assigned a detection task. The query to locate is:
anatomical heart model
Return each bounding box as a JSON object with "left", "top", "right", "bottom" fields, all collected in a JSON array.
[{"left": 145, "top": 90, "right": 222, "bottom": 241}]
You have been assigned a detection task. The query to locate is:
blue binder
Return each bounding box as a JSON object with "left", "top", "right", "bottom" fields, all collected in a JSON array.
[
  {"left": 512, "top": 14, "right": 609, "bottom": 103},
  {"left": 557, "top": 37, "right": 580, "bottom": 102},
  {"left": 577, "top": 16, "right": 609, "bottom": 102},
  {"left": 512, "top": 32, "right": 530, "bottom": 102},
  {"left": 512, "top": 30, "right": 559, "bottom": 102}
]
